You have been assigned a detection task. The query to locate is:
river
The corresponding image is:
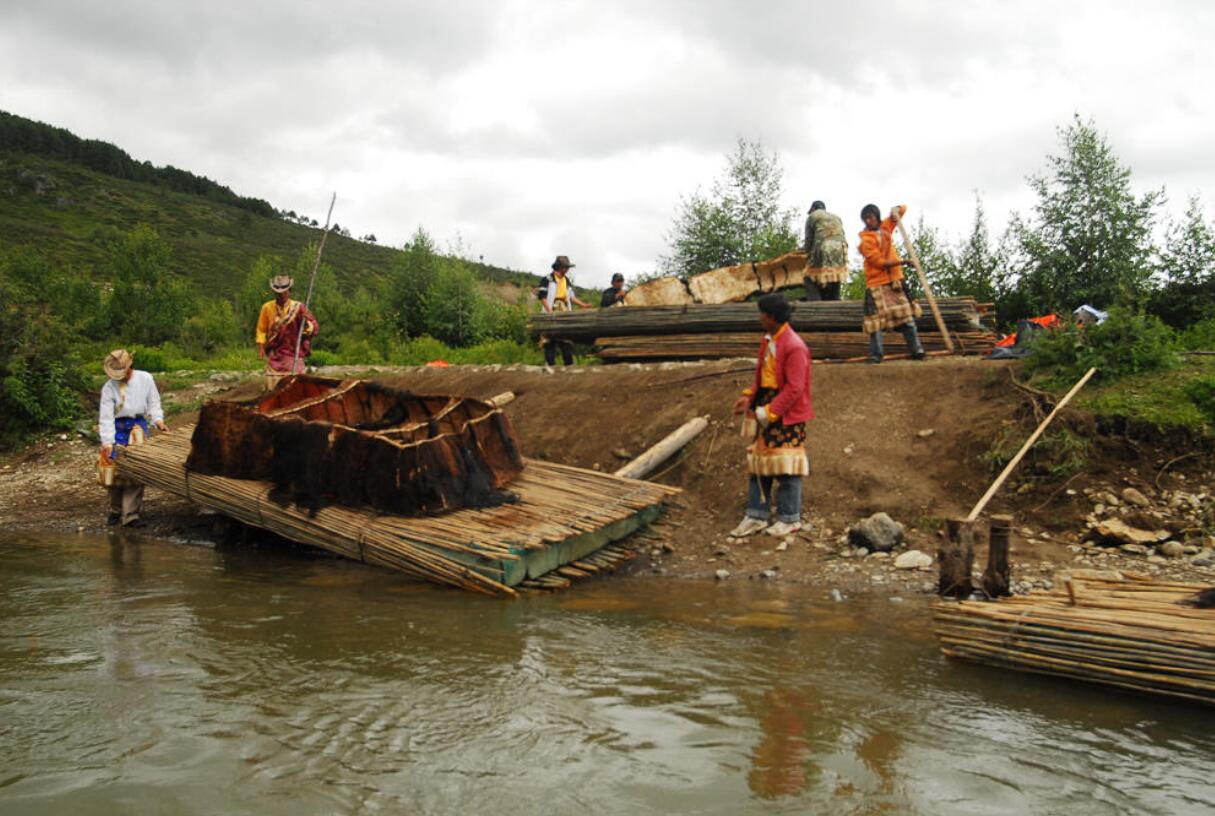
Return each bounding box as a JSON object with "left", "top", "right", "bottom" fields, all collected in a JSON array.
[{"left": 1, "top": 531, "right": 1212, "bottom": 815}]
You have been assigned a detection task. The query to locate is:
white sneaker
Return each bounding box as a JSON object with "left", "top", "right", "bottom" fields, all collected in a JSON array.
[
  {"left": 765, "top": 520, "right": 803, "bottom": 537},
  {"left": 728, "top": 517, "right": 769, "bottom": 538}
]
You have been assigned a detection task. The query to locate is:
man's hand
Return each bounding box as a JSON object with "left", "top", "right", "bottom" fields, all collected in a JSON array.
[
  {"left": 101, "top": 443, "right": 113, "bottom": 459},
  {"left": 257, "top": 343, "right": 266, "bottom": 359},
  {"left": 154, "top": 420, "right": 169, "bottom": 433},
  {"left": 732, "top": 394, "right": 750, "bottom": 415}
]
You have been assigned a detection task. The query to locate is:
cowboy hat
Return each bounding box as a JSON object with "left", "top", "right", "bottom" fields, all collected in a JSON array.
[
  {"left": 551, "top": 255, "right": 575, "bottom": 270},
  {"left": 103, "top": 349, "right": 133, "bottom": 381},
  {"left": 270, "top": 275, "right": 294, "bottom": 292}
]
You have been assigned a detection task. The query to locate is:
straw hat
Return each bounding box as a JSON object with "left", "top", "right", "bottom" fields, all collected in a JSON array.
[
  {"left": 270, "top": 275, "right": 294, "bottom": 292},
  {"left": 103, "top": 349, "right": 133, "bottom": 381}
]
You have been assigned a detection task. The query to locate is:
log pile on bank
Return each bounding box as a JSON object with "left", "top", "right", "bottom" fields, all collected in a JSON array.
[
  {"left": 934, "top": 573, "right": 1215, "bottom": 705},
  {"left": 529, "top": 297, "right": 997, "bottom": 362}
]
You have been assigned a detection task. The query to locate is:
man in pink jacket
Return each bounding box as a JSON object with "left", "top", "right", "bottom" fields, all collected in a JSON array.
[{"left": 729, "top": 293, "right": 814, "bottom": 538}]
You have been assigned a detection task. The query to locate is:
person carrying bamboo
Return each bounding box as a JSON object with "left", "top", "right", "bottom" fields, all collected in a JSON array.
[
  {"left": 803, "top": 201, "right": 847, "bottom": 301},
  {"left": 728, "top": 293, "right": 814, "bottom": 539},
  {"left": 256, "top": 274, "right": 319, "bottom": 390},
  {"left": 538, "top": 255, "right": 590, "bottom": 366},
  {"left": 97, "top": 349, "right": 168, "bottom": 527},
  {"left": 858, "top": 204, "right": 925, "bottom": 364}
]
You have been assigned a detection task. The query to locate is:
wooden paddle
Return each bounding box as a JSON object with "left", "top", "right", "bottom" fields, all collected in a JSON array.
[{"left": 891, "top": 207, "right": 954, "bottom": 352}]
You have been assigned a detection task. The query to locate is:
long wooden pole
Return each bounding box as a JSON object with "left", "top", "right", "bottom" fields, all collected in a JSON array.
[
  {"left": 966, "top": 367, "right": 1098, "bottom": 521},
  {"left": 891, "top": 208, "right": 954, "bottom": 353},
  {"left": 614, "top": 417, "right": 708, "bottom": 480},
  {"left": 292, "top": 192, "right": 337, "bottom": 373}
]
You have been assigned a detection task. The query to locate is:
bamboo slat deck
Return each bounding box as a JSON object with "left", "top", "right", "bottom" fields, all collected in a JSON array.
[
  {"left": 934, "top": 574, "right": 1215, "bottom": 705},
  {"left": 119, "top": 426, "right": 680, "bottom": 597}
]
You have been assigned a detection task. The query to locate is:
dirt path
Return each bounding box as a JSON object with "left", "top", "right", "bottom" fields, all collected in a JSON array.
[{"left": 1, "top": 358, "right": 1211, "bottom": 595}]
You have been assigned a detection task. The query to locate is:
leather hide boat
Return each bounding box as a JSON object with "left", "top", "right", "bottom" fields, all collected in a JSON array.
[{"left": 186, "top": 376, "right": 523, "bottom": 516}]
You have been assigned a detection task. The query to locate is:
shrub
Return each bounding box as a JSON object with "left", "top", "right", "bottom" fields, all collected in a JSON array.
[
  {"left": 1184, "top": 375, "right": 1215, "bottom": 424},
  {"left": 1179, "top": 317, "right": 1215, "bottom": 351},
  {"left": 982, "top": 425, "right": 1089, "bottom": 480},
  {"left": 0, "top": 357, "right": 81, "bottom": 439},
  {"left": 129, "top": 345, "right": 169, "bottom": 371},
  {"left": 307, "top": 349, "right": 340, "bottom": 367},
  {"left": 1024, "top": 306, "right": 1177, "bottom": 385}
]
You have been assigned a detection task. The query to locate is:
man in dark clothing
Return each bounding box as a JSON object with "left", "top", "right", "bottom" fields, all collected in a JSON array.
[
  {"left": 803, "top": 201, "right": 847, "bottom": 302},
  {"left": 600, "top": 273, "right": 627, "bottom": 307}
]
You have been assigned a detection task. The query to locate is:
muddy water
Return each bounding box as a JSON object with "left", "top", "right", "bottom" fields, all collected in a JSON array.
[{"left": 1, "top": 532, "right": 1212, "bottom": 815}]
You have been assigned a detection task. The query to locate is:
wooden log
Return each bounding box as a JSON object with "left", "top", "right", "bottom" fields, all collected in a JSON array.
[
  {"left": 939, "top": 518, "right": 976, "bottom": 598},
  {"left": 892, "top": 207, "right": 953, "bottom": 352},
  {"left": 966, "top": 367, "right": 1098, "bottom": 521},
  {"left": 529, "top": 297, "right": 990, "bottom": 342},
  {"left": 594, "top": 330, "right": 995, "bottom": 362},
  {"left": 686, "top": 251, "right": 806, "bottom": 304},
  {"left": 983, "top": 513, "right": 1013, "bottom": 599},
  {"left": 487, "top": 391, "right": 516, "bottom": 408},
  {"left": 625, "top": 276, "right": 695, "bottom": 306},
  {"left": 614, "top": 417, "right": 709, "bottom": 480}
]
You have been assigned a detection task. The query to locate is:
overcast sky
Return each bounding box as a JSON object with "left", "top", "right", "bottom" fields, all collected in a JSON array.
[{"left": 3, "top": 1, "right": 1212, "bottom": 287}]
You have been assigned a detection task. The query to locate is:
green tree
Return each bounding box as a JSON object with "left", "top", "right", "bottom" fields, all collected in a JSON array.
[
  {"left": 1150, "top": 195, "right": 1215, "bottom": 326},
  {"left": 902, "top": 216, "right": 958, "bottom": 300},
  {"left": 390, "top": 227, "right": 440, "bottom": 338},
  {"left": 1010, "top": 115, "right": 1161, "bottom": 313},
  {"left": 180, "top": 299, "right": 241, "bottom": 355},
  {"left": 236, "top": 256, "right": 280, "bottom": 342},
  {"left": 0, "top": 250, "right": 84, "bottom": 443},
  {"left": 426, "top": 259, "right": 482, "bottom": 347},
  {"left": 660, "top": 139, "right": 798, "bottom": 277},
  {"left": 106, "top": 225, "right": 195, "bottom": 346},
  {"left": 954, "top": 195, "right": 1005, "bottom": 307}
]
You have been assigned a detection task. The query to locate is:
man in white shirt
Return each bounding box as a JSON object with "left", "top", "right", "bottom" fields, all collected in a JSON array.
[{"left": 99, "top": 349, "right": 169, "bottom": 527}]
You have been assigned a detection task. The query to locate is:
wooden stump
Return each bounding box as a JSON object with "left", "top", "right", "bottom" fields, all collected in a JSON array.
[
  {"left": 938, "top": 518, "right": 976, "bottom": 598},
  {"left": 982, "top": 514, "right": 1013, "bottom": 599}
]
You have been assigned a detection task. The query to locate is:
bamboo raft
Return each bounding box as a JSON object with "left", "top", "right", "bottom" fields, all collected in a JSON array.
[
  {"left": 595, "top": 330, "right": 996, "bottom": 362},
  {"left": 119, "top": 427, "right": 680, "bottom": 597},
  {"left": 934, "top": 573, "right": 1215, "bottom": 705}
]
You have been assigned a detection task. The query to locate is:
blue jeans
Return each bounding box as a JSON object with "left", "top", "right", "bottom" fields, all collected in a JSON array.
[
  {"left": 745, "top": 475, "right": 802, "bottom": 523},
  {"left": 868, "top": 322, "right": 924, "bottom": 362}
]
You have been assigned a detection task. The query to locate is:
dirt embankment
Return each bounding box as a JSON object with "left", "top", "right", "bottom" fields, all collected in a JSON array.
[{"left": 1, "top": 358, "right": 1211, "bottom": 594}]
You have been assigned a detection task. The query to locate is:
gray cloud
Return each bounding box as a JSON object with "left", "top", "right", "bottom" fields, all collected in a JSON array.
[{"left": 0, "top": 0, "right": 1212, "bottom": 284}]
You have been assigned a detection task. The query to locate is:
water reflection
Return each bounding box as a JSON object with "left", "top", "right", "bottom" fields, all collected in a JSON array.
[{"left": 2, "top": 531, "right": 1213, "bottom": 816}]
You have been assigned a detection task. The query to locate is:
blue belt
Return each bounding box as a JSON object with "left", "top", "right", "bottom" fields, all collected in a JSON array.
[{"left": 110, "top": 416, "right": 148, "bottom": 460}]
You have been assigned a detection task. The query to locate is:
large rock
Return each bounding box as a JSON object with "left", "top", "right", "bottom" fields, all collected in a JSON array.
[
  {"left": 894, "top": 549, "right": 934, "bottom": 570},
  {"left": 1121, "top": 487, "right": 1151, "bottom": 507},
  {"left": 848, "top": 513, "right": 904, "bottom": 553},
  {"left": 1090, "top": 518, "right": 1169, "bottom": 548},
  {"left": 1159, "top": 541, "right": 1185, "bottom": 559}
]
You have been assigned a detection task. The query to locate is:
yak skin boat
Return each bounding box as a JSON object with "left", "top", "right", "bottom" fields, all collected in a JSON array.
[{"left": 186, "top": 376, "right": 524, "bottom": 516}]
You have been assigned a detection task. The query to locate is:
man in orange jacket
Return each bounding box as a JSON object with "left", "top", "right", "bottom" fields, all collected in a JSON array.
[{"left": 857, "top": 204, "right": 925, "bottom": 364}]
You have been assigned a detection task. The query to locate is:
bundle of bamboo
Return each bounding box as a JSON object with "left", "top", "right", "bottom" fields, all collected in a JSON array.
[
  {"left": 119, "top": 427, "right": 679, "bottom": 597},
  {"left": 595, "top": 330, "right": 997, "bottom": 362},
  {"left": 529, "top": 297, "right": 992, "bottom": 343},
  {"left": 934, "top": 573, "right": 1215, "bottom": 705}
]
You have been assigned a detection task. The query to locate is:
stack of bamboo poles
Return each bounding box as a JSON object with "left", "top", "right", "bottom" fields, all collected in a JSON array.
[
  {"left": 518, "top": 542, "right": 639, "bottom": 591},
  {"left": 934, "top": 573, "right": 1215, "bottom": 705},
  {"left": 596, "top": 330, "right": 996, "bottom": 362},
  {"left": 119, "top": 426, "right": 679, "bottom": 597},
  {"left": 529, "top": 297, "right": 993, "bottom": 342}
]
